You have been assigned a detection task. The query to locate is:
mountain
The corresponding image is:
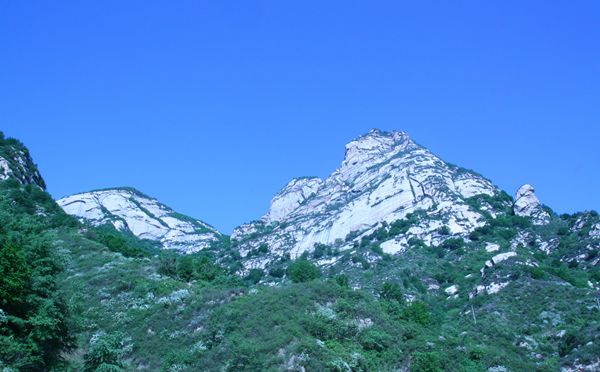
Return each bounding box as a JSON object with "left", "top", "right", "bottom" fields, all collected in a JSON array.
[
  {"left": 57, "top": 188, "right": 222, "bottom": 253},
  {"left": 2, "top": 129, "right": 599, "bottom": 372},
  {"left": 232, "top": 129, "right": 521, "bottom": 269},
  {"left": 0, "top": 131, "right": 46, "bottom": 189}
]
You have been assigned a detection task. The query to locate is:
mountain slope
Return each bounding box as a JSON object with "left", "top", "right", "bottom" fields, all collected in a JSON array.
[
  {"left": 58, "top": 188, "right": 222, "bottom": 253},
  {"left": 1, "top": 129, "right": 599, "bottom": 371},
  {"left": 232, "top": 129, "right": 510, "bottom": 269},
  {"left": 0, "top": 131, "right": 46, "bottom": 189}
]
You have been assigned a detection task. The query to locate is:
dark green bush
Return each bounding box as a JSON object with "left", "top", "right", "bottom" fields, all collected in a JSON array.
[
  {"left": 411, "top": 352, "right": 443, "bottom": 372},
  {"left": 287, "top": 259, "right": 321, "bottom": 283},
  {"left": 246, "top": 268, "right": 264, "bottom": 284},
  {"left": 379, "top": 282, "right": 404, "bottom": 303}
]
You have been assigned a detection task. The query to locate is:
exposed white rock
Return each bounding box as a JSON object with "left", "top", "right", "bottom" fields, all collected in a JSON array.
[
  {"left": 0, "top": 152, "right": 45, "bottom": 189},
  {"left": 0, "top": 157, "right": 10, "bottom": 180},
  {"left": 233, "top": 130, "right": 502, "bottom": 266},
  {"left": 266, "top": 177, "right": 323, "bottom": 223},
  {"left": 380, "top": 238, "right": 406, "bottom": 255},
  {"left": 58, "top": 188, "right": 221, "bottom": 253},
  {"left": 491, "top": 252, "right": 517, "bottom": 265},
  {"left": 445, "top": 285, "right": 459, "bottom": 296},
  {"left": 486, "top": 282, "right": 510, "bottom": 295},
  {"left": 514, "top": 184, "right": 551, "bottom": 225},
  {"left": 481, "top": 252, "right": 517, "bottom": 277},
  {"left": 591, "top": 224, "right": 600, "bottom": 238},
  {"left": 428, "top": 283, "right": 440, "bottom": 291},
  {"left": 485, "top": 243, "right": 501, "bottom": 253}
]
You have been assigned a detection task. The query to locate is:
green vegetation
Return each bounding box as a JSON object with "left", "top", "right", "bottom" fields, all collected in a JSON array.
[
  {"left": 2, "top": 133, "right": 600, "bottom": 371},
  {"left": 0, "top": 181, "right": 74, "bottom": 370},
  {"left": 287, "top": 258, "right": 321, "bottom": 283}
]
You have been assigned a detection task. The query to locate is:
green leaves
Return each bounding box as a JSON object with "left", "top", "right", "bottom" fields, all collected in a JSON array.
[
  {"left": 0, "top": 242, "right": 31, "bottom": 309},
  {"left": 287, "top": 259, "right": 321, "bottom": 283}
]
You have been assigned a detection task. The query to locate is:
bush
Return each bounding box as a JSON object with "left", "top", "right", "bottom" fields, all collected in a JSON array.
[
  {"left": 246, "top": 268, "right": 263, "bottom": 284},
  {"left": 411, "top": 352, "right": 443, "bottom": 372},
  {"left": 334, "top": 274, "right": 349, "bottom": 288},
  {"left": 268, "top": 267, "right": 286, "bottom": 278},
  {"left": 159, "top": 253, "right": 225, "bottom": 283},
  {"left": 87, "top": 225, "right": 150, "bottom": 258},
  {"left": 287, "top": 259, "right": 321, "bottom": 283},
  {"left": 360, "top": 329, "right": 392, "bottom": 352},
  {"left": 402, "top": 301, "right": 430, "bottom": 326},
  {"left": 83, "top": 332, "right": 130, "bottom": 371},
  {"left": 530, "top": 267, "right": 546, "bottom": 280},
  {"left": 379, "top": 282, "right": 403, "bottom": 303},
  {"left": 441, "top": 238, "right": 465, "bottom": 251},
  {"left": 313, "top": 244, "right": 327, "bottom": 259}
]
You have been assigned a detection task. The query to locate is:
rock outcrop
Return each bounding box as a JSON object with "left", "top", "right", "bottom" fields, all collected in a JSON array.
[
  {"left": 232, "top": 129, "right": 504, "bottom": 267},
  {"left": 514, "top": 184, "right": 551, "bottom": 225},
  {"left": 58, "top": 188, "right": 221, "bottom": 253},
  {"left": 0, "top": 133, "right": 46, "bottom": 189}
]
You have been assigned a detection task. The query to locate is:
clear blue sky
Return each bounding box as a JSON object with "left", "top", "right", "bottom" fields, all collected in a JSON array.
[{"left": 1, "top": 1, "right": 599, "bottom": 233}]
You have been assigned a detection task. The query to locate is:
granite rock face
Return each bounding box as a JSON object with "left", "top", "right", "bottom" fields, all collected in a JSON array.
[
  {"left": 232, "top": 129, "right": 505, "bottom": 268},
  {"left": 514, "top": 184, "right": 551, "bottom": 225},
  {"left": 0, "top": 135, "right": 46, "bottom": 189},
  {"left": 58, "top": 188, "right": 221, "bottom": 253}
]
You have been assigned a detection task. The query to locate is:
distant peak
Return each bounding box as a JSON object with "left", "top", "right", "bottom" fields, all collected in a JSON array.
[
  {"left": 342, "top": 129, "right": 417, "bottom": 170},
  {"left": 359, "top": 128, "right": 409, "bottom": 140},
  {"left": 83, "top": 187, "right": 152, "bottom": 198}
]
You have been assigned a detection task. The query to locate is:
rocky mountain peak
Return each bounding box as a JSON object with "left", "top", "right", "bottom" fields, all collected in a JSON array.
[
  {"left": 514, "top": 184, "right": 551, "bottom": 225},
  {"left": 58, "top": 187, "right": 222, "bottom": 253},
  {"left": 232, "top": 129, "right": 503, "bottom": 269},
  {"left": 341, "top": 130, "right": 417, "bottom": 175},
  {"left": 0, "top": 132, "right": 46, "bottom": 189}
]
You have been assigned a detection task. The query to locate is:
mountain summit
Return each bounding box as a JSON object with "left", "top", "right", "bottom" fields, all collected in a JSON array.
[
  {"left": 57, "top": 188, "right": 222, "bottom": 253},
  {"left": 232, "top": 129, "right": 507, "bottom": 268}
]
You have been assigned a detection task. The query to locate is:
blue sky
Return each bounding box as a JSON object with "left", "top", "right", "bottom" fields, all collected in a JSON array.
[{"left": 1, "top": 1, "right": 599, "bottom": 233}]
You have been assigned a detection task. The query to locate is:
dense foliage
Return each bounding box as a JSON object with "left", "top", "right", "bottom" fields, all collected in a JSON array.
[{"left": 0, "top": 180, "right": 76, "bottom": 370}]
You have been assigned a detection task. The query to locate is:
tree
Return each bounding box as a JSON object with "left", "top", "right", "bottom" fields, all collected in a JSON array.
[
  {"left": 287, "top": 259, "right": 321, "bottom": 283},
  {"left": 83, "top": 332, "right": 129, "bottom": 372},
  {"left": 0, "top": 242, "right": 31, "bottom": 311},
  {"left": 403, "top": 301, "right": 431, "bottom": 325}
]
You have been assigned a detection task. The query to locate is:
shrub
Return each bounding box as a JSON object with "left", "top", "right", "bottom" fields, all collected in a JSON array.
[
  {"left": 411, "top": 352, "right": 443, "bottom": 372},
  {"left": 360, "top": 329, "right": 392, "bottom": 352},
  {"left": 258, "top": 243, "right": 269, "bottom": 254},
  {"left": 287, "top": 259, "right": 321, "bottom": 283},
  {"left": 268, "top": 267, "right": 286, "bottom": 278},
  {"left": 83, "top": 332, "right": 130, "bottom": 372},
  {"left": 559, "top": 332, "right": 582, "bottom": 357},
  {"left": 379, "top": 282, "right": 403, "bottom": 303},
  {"left": 441, "top": 238, "right": 465, "bottom": 251},
  {"left": 334, "top": 274, "right": 349, "bottom": 288},
  {"left": 402, "top": 301, "right": 430, "bottom": 326},
  {"left": 246, "top": 268, "right": 263, "bottom": 284},
  {"left": 530, "top": 267, "right": 546, "bottom": 280},
  {"left": 313, "top": 244, "right": 327, "bottom": 259},
  {"left": 371, "top": 244, "right": 383, "bottom": 255}
]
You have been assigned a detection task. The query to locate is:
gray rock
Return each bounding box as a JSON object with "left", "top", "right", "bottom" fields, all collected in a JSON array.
[{"left": 514, "top": 184, "right": 551, "bottom": 225}]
